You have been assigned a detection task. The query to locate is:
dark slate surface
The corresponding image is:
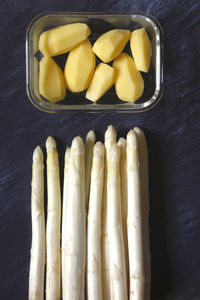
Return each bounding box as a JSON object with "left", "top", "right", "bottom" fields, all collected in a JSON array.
[{"left": 0, "top": 1, "right": 200, "bottom": 299}]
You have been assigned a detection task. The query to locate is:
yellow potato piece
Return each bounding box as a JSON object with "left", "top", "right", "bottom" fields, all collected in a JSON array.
[
  {"left": 130, "top": 28, "right": 151, "bottom": 73},
  {"left": 113, "top": 53, "right": 144, "bottom": 103},
  {"left": 64, "top": 39, "right": 95, "bottom": 92},
  {"left": 39, "top": 57, "right": 66, "bottom": 102},
  {"left": 86, "top": 63, "right": 115, "bottom": 102},
  {"left": 92, "top": 29, "right": 130, "bottom": 63},
  {"left": 39, "top": 23, "right": 91, "bottom": 57}
]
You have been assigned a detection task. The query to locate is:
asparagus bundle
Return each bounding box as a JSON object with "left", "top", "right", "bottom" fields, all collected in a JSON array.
[
  {"left": 46, "top": 137, "right": 61, "bottom": 300},
  {"left": 63, "top": 136, "right": 86, "bottom": 300},
  {"left": 29, "top": 146, "right": 45, "bottom": 300},
  {"left": 29, "top": 126, "right": 150, "bottom": 300},
  {"left": 87, "top": 142, "right": 105, "bottom": 300}
]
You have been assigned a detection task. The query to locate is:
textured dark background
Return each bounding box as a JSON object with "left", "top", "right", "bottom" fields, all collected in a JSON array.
[{"left": 0, "top": 1, "right": 200, "bottom": 299}]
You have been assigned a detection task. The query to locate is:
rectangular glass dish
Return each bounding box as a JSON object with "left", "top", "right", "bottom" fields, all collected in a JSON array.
[{"left": 26, "top": 12, "right": 163, "bottom": 113}]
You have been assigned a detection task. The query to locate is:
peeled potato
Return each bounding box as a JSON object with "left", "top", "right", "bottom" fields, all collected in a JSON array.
[
  {"left": 113, "top": 53, "right": 144, "bottom": 102},
  {"left": 130, "top": 28, "right": 151, "bottom": 73},
  {"left": 64, "top": 39, "right": 95, "bottom": 92},
  {"left": 86, "top": 63, "right": 115, "bottom": 102},
  {"left": 39, "top": 23, "right": 91, "bottom": 57},
  {"left": 92, "top": 29, "right": 130, "bottom": 63},
  {"left": 39, "top": 57, "right": 66, "bottom": 102}
]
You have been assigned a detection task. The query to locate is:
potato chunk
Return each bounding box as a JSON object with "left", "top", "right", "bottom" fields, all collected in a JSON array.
[
  {"left": 92, "top": 29, "right": 130, "bottom": 63},
  {"left": 64, "top": 39, "right": 95, "bottom": 92},
  {"left": 86, "top": 63, "right": 115, "bottom": 102},
  {"left": 113, "top": 53, "right": 144, "bottom": 102},
  {"left": 39, "top": 57, "right": 66, "bottom": 102},
  {"left": 130, "top": 28, "right": 151, "bottom": 73},
  {"left": 39, "top": 23, "right": 91, "bottom": 56}
]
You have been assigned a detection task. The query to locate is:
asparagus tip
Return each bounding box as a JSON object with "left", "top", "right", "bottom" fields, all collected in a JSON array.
[
  {"left": 117, "top": 137, "right": 126, "bottom": 152},
  {"left": 86, "top": 130, "right": 96, "bottom": 142},
  {"left": 65, "top": 147, "right": 71, "bottom": 161},
  {"left": 71, "top": 136, "right": 84, "bottom": 155},
  {"left": 134, "top": 127, "right": 146, "bottom": 142},
  {"left": 93, "top": 141, "right": 105, "bottom": 159},
  {"left": 134, "top": 126, "right": 143, "bottom": 136},
  {"left": 33, "top": 146, "right": 43, "bottom": 162},
  {"left": 45, "top": 136, "right": 56, "bottom": 151},
  {"left": 127, "top": 130, "right": 138, "bottom": 149},
  {"left": 105, "top": 125, "right": 117, "bottom": 142}
]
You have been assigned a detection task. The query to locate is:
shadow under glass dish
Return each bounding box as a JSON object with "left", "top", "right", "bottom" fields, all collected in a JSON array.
[{"left": 26, "top": 12, "right": 163, "bottom": 113}]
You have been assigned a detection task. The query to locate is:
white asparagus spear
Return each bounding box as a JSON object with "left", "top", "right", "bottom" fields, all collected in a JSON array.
[
  {"left": 85, "top": 130, "right": 96, "bottom": 212},
  {"left": 134, "top": 127, "right": 150, "bottom": 300},
  {"left": 127, "top": 130, "right": 145, "bottom": 300},
  {"left": 46, "top": 137, "right": 61, "bottom": 300},
  {"left": 117, "top": 138, "right": 129, "bottom": 286},
  {"left": 102, "top": 125, "right": 117, "bottom": 300},
  {"left": 107, "top": 144, "right": 128, "bottom": 300},
  {"left": 29, "top": 146, "right": 45, "bottom": 300},
  {"left": 62, "top": 147, "right": 71, "bottom": 298},
  {"left": 87, "top": 142, "right": 105, "bottom": 300},
  {"left": 64, "top": 136, "right": 86, "bottom": 300}
]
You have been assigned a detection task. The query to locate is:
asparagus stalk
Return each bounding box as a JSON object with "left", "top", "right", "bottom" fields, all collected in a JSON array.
[
  {"left": 117, "top": 138, "right": 129, "bottom": 286},
  {"left": 134, "top": 127, "right": 150, "bottom": 300},
  {"left": 29, "top": 146, "right": 45, "bottom": 300},
  {"left": 87, "top": 142, "right": 105, "bottom": 300},
  {"left": 107, "top": 144, "right": 128, "bottom": 300},
  {"left": 46, "top": 137, "right": 61, "bottom": 300},
  {"left": 127, "top": 130, "right": 145, "bottom": 300},
  {"left": 102, "top": 125, "right": 117, "bottom": 300},
  {"left": 85, "top": 130, "right": 96, "bottom": 212},
  {"left": 64, "top": 136, "right": 86, "bottom": 300},
  {"left": 62, "top": 147, "right": 71, "bottom": 298}
]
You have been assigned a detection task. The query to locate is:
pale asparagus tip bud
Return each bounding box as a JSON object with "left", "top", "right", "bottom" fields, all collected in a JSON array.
[
  {"left": 127, "top": 130, "right": 137, "bottom": 149},
  {"left": 71, "top": 136, "right": 85, "bottom": 155},
  {"left": 33, "top": 146, "right": 43, "bottom": 162},
  {"left": 86, "top": 130, "right": 96, "bottom": 142},
  {"left": 134, "top": 126, "right": 142, "bottom": 134},
  {"left": 45, "top": 136, "right": 56, "bottom": 151},
  {"left": 109, "top": 143, "right": 120, "bottom": 163},
  {"left": 117, "top": 137, "right": 126, "bottom": 154},
  {"left": 134, "top": 127, "right": 147, "bottom": 144},
  {"left": 65, "top": 147, "right": 71, "bottom": 161},
  {"left": 93, "top": 141, "right": 105, "bottom": 159},
  {"left": 105, "top": 125, "right": 117, "bottom": 143},
  {"left": 134, "top": 126, "right": 143, "bottom": 136}
]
